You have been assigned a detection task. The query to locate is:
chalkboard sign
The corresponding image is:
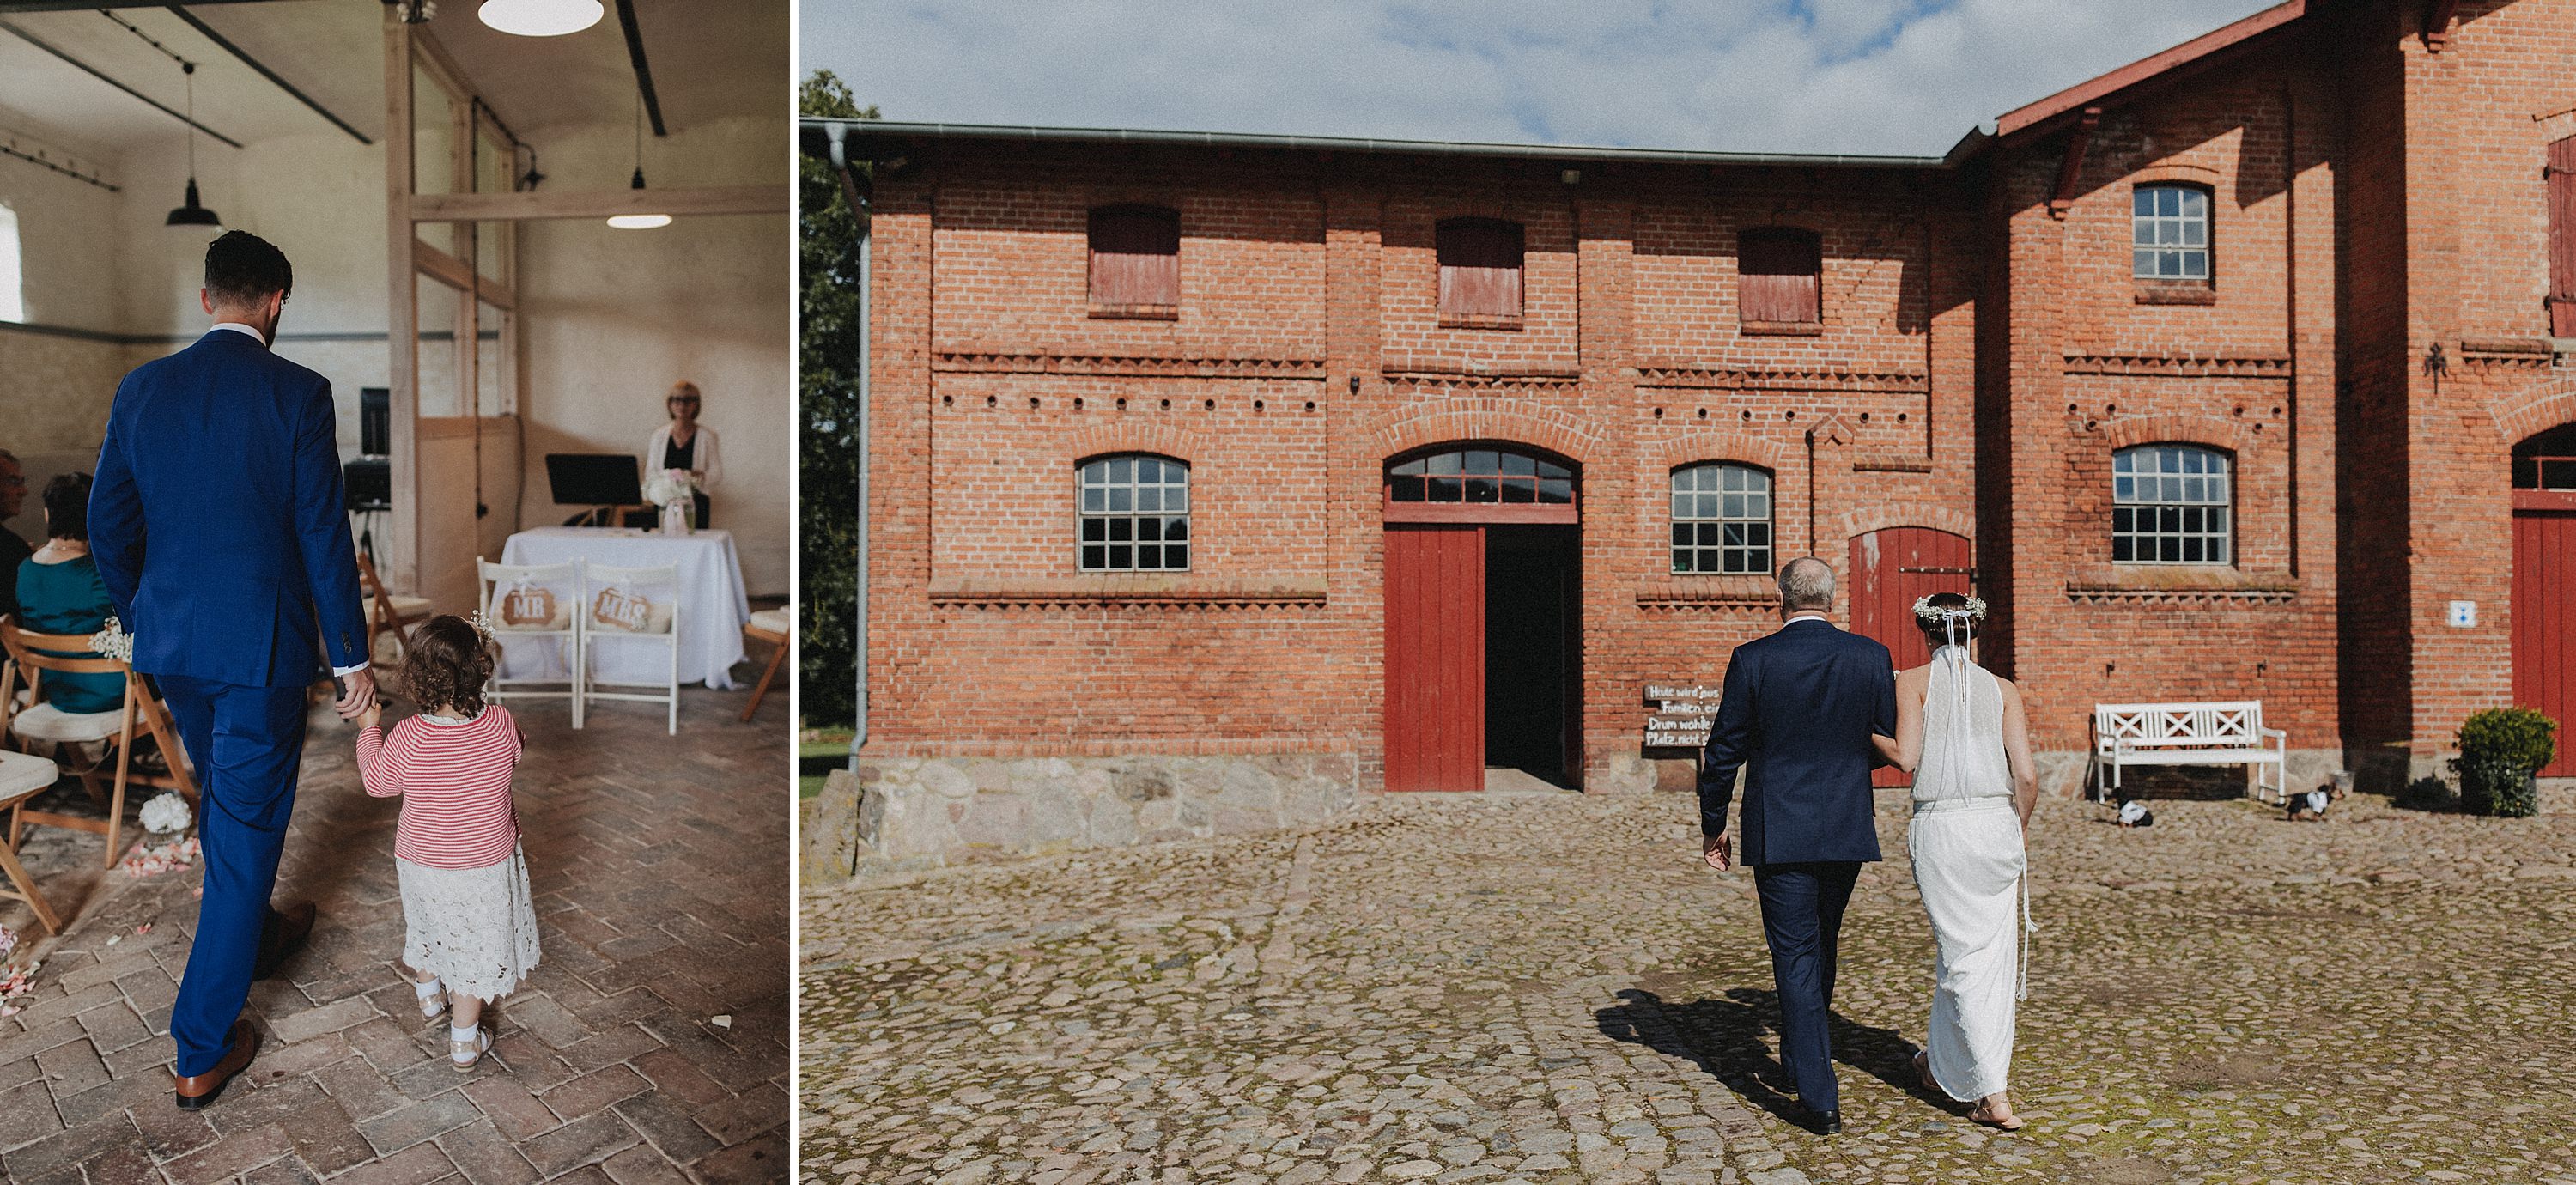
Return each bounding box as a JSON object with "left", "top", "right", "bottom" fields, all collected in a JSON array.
[{"left": 1643, "top": 683, "right": 1721, "bottom": 748}]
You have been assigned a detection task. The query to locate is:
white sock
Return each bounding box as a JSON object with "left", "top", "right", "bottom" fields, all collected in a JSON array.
[
  {"left": 450, "top": 1024, "right": 479, "bottom": 1043},
  {"left": 415, "top": 978, "right": 443, "bottom": 997}
]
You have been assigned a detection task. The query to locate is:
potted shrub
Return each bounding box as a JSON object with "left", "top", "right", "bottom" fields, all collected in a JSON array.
[{"left": 2451, "top": 708, "right": 2557, "bottom": 818}]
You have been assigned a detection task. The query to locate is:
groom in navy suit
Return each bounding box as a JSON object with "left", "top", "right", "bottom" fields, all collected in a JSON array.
[
  {"left": 1698, "top": 556, "right": 1896, "bottom": 1133},
  {"left": 90, "top": 231, "right": 377, "bottom": 1109}
]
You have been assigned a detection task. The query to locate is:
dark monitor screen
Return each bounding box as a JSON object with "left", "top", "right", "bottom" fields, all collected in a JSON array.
[
  {"left": 359, "top": 387, "right": 390, "bottom": 457},
  {"left": 545, "top": 453, "right": 643, "bottom": 506}
]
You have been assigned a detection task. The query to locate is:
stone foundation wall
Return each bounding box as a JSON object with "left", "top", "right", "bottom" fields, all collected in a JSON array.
[{"left": 802, "top": 751, "right": 1360, "bottom": 882}]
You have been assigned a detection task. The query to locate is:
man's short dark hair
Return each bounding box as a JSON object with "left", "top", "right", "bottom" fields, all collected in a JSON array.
[{"left": 204, "top": 231, "right": 292, "bottom": 307}]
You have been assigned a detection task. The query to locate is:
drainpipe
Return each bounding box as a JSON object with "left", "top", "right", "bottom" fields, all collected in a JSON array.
[{"left": 829, "top": 123, "right": 872, "bottom": 764}]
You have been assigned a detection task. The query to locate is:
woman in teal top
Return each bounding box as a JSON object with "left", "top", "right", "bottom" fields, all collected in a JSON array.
[{"left": 15, "top": 472, "right": 121, "bottom": 714}]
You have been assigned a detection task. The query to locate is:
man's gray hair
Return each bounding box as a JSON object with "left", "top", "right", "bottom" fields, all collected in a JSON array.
[{"left": 1777, "top": 556, "right": 1835, "bottom": 611}]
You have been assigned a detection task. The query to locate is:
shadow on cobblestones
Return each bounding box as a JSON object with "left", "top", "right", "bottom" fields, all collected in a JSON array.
[{"left": 1598, "top": 986, "right": 1941, "bottom": 1132}]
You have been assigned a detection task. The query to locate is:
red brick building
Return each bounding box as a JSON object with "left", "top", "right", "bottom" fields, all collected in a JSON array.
[{"left": 807, "top": 0, "right": 2576, "bottom": 864}]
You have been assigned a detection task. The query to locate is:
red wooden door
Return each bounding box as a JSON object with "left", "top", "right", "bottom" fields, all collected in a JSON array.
[
  {"left": 1384, "top": 525, "right": 1485, "bottom": 791},
  {"left": 2513, "top": 507, "right": 2576, "bottom": 776},
  {"left": 1849, "top": 527, "right": 1975, "bottom": 787}
]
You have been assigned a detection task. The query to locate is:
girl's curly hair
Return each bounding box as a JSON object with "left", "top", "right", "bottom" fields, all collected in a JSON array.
[{"left": 398, "top": 615, "right": 494, "bottom": 717}]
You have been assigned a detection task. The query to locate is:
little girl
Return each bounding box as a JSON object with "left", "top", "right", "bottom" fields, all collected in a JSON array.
[{"left": 356, "top": 614, "right": 541, "bottom": 1070}]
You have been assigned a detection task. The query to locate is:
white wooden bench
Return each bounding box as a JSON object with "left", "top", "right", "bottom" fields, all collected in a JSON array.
[{"left": 2091, "top": 701, "right": 2288, "bottom": 805}]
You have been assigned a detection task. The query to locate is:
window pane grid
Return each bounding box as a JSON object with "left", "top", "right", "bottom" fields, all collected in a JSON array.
[
  {"left": 1671, "top": 464, "right": 1773, "bottom": 574},
  {"left": 2112, "top": 445, "right": 2231, "bottom": 565},
  {"left": 1387, "top": 448, "right": 1573, "bottom": 504},
  {"left": 2131, "top": 185, "right": 2209, "bottom": 279},
  {"left": 1078, "top": 455, "right": 1190, "bottom": 571}
]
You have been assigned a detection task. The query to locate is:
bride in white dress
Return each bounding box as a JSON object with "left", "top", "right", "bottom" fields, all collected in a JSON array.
[{"left": 1873, "top": 592, "right": 2038, "bottom": 1130}]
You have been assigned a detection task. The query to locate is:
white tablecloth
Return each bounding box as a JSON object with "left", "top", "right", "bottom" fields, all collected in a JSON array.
[{"left": 497, "top": 527, "right": 750, "bottom": 690}]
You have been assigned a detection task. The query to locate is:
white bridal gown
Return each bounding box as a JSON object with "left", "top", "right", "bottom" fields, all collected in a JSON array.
[{"left": 1909, "top": 646, "right": 2030, "bottom": 1103}]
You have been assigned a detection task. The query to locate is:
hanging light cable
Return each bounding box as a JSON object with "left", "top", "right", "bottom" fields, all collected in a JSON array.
[
  {"left": 165, "top": 61, "right": 221, "bottom": 230},
  {"left": 606, "top": 90, "right": 668, "bottom": 230}
]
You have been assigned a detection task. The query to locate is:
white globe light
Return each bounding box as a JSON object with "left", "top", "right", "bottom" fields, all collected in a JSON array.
[
  {"left": 478, "top": 0, "right": 604, "bottom": 37},
  {"left": 607, "top": 213, "right": 672, "bottom": 229}
]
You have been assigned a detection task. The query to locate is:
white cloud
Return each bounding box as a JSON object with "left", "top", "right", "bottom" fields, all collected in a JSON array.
[{"left": 804, "top": 0, "right": 2281, "bottom": 156}]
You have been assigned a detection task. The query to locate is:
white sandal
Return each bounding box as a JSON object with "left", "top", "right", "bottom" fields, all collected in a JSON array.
[
  {"left": 449, "top": 1024, "right": 492, "bottom": 1070},
  {"left": 412, "top": 975, "right": 446, "bottom": 1021}
]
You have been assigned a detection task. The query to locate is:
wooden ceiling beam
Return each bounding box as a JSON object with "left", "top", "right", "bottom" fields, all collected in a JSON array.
[{"left": 409, "top": 184, "right": 784, "bottom": 222}]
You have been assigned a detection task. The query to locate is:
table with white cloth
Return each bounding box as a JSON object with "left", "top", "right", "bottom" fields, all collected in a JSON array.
[{"left": 495, "top": 527, "right": 750, "bottom": 690}]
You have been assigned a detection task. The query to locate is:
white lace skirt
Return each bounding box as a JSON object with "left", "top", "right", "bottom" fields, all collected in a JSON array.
[
  {"left": 398, "top": 842, "right": 542, "bottom": 1002},
  {"left": 1910, "top": 797, "right": 2026, "bottom": 1103}
]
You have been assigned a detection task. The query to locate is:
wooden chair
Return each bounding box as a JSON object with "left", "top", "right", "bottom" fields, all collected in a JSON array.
[
  {"left": 579, "top": 562, "right": 682, "bottom": 735},
  {"left": 0, "top": 618, "right": 198, "bottom": 869},
  {"left": 0, "top": 750, "right": 65, "bottom": 934},
  {"left": 358, "top": 553, "right": 434, "bottom": 671},
  {"left": 739, "top": 605, "right": 789, "bottom": 722}
]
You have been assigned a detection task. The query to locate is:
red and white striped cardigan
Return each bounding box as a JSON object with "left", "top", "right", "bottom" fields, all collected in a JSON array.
[{"left": 355, "top": 705, "right": 524, "bottom": 870}]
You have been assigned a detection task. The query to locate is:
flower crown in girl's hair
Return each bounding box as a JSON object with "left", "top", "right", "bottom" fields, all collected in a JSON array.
[
  {"left": 465, "top": 609, "right": 501, "bottom": 648},
  {"left": 1911, "top": 594, "right": 1988, "bottom": 623}
]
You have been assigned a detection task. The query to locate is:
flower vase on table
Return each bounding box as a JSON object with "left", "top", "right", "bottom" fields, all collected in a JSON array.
[{"left": 643, "top": 468, "right": 697, "bottom": 535}]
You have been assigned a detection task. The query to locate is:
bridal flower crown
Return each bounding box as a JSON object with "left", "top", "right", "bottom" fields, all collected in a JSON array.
[{"left": 1911, "top": 594, "right": 1988, "bottom": 622}]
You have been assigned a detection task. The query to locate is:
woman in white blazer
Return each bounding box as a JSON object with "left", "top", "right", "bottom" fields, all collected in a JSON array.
[{"left": 643, "top": 380, "right": 721, "bottom": 527}]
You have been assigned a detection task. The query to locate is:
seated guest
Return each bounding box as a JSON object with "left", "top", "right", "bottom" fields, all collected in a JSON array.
[
  {"left": 15, "top": 472, "right": 122, "bottom": 713},
  {"left": 0, "top": 449, "right": 30, "bottom": 621},
  {"left": 642, "top": 380, "right": 721, "bottom": 529}
]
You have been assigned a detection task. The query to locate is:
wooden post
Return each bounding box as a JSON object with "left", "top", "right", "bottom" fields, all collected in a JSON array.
[{"left": 384, "top": 8, "right": 419, "bottom": 596}]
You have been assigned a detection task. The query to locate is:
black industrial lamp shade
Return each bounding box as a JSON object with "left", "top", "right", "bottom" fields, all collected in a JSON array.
[{"left": 166, "top": 177, "right": 221, "bottom": 228}]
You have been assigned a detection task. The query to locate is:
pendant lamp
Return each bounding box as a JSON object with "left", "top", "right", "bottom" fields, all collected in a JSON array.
[
  {"left": 607, "top": 93, "right": 669, "bottom": 229},
  {"left": 477, "top": 0, "right": 604, "bottom": 37},
  {"left": 164, "top": 63, "right": 221, "bottom": 230}
]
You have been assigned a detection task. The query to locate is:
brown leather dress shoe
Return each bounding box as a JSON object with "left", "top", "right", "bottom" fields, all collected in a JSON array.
[
  {"left": 173, "top": 1019, "right": 259, "bottom": 1109},
  {"left": 253, "top": 902, "right": 316, "bottom": 982}
]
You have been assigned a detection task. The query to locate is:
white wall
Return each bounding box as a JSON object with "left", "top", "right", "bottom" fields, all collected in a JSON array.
[{"left": 515, "top": 112, "right": 791, "bottom": 597}]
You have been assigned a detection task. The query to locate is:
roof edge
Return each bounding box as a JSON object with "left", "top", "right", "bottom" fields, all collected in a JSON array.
[
  {"left": 1992, "top": 0, "right": 2309, "bottom": 139},
  {"left": 797, "top": 118, "right": 1951, "bottom": 170}
]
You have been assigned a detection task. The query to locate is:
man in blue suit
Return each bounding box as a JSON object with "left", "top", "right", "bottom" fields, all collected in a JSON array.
[
  {"left": 1698, "top": 556, "right": 1896, "bottom": 1134},
  {"left": 90, "top": 231, "right": 377, "bottom": 1109}
]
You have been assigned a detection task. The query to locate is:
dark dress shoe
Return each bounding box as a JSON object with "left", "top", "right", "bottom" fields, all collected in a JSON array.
[
  {"left": 1797, "top": 1106, "right": 1843, "bottom": 1135},
  {"left": 254, "top": 902, "right": 316, "bottom": 981},
  {"left": 173, "top": 1020, "right": 260, "bottom": 1109}
]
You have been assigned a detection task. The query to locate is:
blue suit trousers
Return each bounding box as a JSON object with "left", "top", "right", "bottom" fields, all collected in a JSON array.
[
  {"left": 1754, "top": 860, "right": 1862, "bottom": 1112},
  {"left": 158, "top": 675, "right": 306, "bottom": 1078}
]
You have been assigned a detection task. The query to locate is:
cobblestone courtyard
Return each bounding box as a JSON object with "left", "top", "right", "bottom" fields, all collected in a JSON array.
[{"left": 801, "top": 787, "right": 2576, "bottom": 1185}]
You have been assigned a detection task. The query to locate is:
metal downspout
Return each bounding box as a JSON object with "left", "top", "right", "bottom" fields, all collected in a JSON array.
[{"left": 829, "top": 123, "right": 871, "bottom": 764}]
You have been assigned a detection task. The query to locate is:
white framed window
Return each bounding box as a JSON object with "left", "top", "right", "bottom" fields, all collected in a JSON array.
[
  {"left": 2113, "top": 444, "right": 2232, "bottom": 564},
  {"left": 1078, "top": 454, "right": 1190, "bottom": 571},
  {"left": 0, "top": 203, "right": 21, "bottom": 323},
  {"left": 2132, "top": 185, "right": 2209, "bottom": 280},
  {"left": 1671, "top": 463, "right": 1773, "bottom": 574}
]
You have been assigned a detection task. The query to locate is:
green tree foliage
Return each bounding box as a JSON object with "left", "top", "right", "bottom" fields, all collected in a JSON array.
[{"left": 799, "top": 71, "right": 875, "bottom": 729}]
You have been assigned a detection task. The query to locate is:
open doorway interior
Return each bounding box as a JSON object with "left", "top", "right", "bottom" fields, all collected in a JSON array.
[{"left": 1484, "top": 524, "right": 1580, "bottom": 790}]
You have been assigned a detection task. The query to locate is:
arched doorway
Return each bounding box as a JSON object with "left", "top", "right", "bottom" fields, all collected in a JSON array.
[
  {"left": 1382, "top": 445, "right": 1581, "bottom": 792},
  {"left": 2512, "top": 425, "right": 2576, "bottom": 775},
  {"left": 1849, "top": 526, "right": 1974, "bottom": 787}
]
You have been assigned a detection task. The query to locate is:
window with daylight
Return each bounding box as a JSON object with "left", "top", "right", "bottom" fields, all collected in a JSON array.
[
  {"left": 2132, "top": 185, "right": 2210, "bottom": 281},
  {"left": 1386, "top": 447, "right": 1571, "bottom": 505},
  {"left": 2113, "top": 444, "right": 2232, "bottom": 564},
  {"left": 0, "top": 203, "right": 21, "bottom": 323},
  {"left": 1436, "top": 217, "right": 1524, "bottom": 323},
  {"left": 1738, "top": 228, "right": 1822, "bottom": 326},
  {"left": 1088, "top": 205, "right": 1180, "bottom": 313},
  {"left": 1671, "top": 463, "right": 1774, "bottom": 574},
  {"left": 1078, "top": 454, "right": 1190, "bottom": 571}
]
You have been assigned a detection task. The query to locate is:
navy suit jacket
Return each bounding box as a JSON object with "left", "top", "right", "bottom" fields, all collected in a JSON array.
[
  {"left": 1697, "top": 617, "right": 1898, "bottom": 866},
  {"left": 89, "top": 330, "right": 368, "bottom": 688}
]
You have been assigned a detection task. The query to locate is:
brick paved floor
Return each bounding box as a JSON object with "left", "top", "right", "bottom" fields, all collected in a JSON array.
[
  {"left": 0, "top": 683, "right": 788, "bottom": 1185},
  {"left": 800, "top": 787, "right": 2576, "bottom": 1185}
]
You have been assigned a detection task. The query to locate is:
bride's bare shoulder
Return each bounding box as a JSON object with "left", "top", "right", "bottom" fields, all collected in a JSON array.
[{"left": 1893, "top": 663, "right": 1931, "bottom": 685}]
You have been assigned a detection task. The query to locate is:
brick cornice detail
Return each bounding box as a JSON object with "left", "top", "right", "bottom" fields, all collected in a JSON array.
[
  {"left": 926, "top": 575, "right": 1329, "bottom": 608},
  {"left": 2097, "top": 412, "right": 2258, "bottom": 453},
  {"left": 1635, "top": 575, "right": 1777, "bottom": 610},
  {"left": 2061, "top": 352, "right": 2292, "bottom": 379},
  {"left": 933, "top": 351, "right": 1327, "bottom": 379},
  {"left": 1636, "top": 361, "right": 1928, "bottom": 392},
  {"left": 2061, "top": 564, "right": 2299, "bottom": 605},
  {"left": 1380, "top": 356, "right": 1583, "bottom": 386},
  {"left": 1067, "top": 422, "right": 1219, "bottom": 465},
  {"left": 2486, "top": 374, "right": 2576, "bottom": 446}
]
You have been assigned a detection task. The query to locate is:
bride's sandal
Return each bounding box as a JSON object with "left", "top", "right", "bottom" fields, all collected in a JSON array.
[
  {"left": 1911, "top": 1052, "right": 1941, "bottom": 1096},
  {"left": 412, "top": 975, "right": 446, "bottom": 1021},
  {"left": 1970, "top": 1097, "right": 2024, "bottom": 1131},
  {"left": 449, "top": 1024, "right": 492, "bottom": 1071}
]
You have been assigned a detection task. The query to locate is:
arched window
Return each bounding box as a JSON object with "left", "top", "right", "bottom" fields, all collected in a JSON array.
[
  {"left": 1078, "top": 453, "right": 1189, "bottom": 571},
  {"left": 0, "top": 203, "right": 21, "bottom": 323},
  {"left": 1088, "top": 204, "right": 1180, "bottom": 313},
  {"left": 2132, "top": 185, "right": 2210, "bottom": 281},
  {"left": 1738, "top": 227, "right": 1821, "bottom": 327},
  {"left": 2513, "top": 422, "right": 2576, "bottom": 490},
  {"left": 2113, "top": 444, "right": 2231, "bottom": 564},
  {"left": 1671, "top": 463, "right": 1773, "bottom": 574},
  {"left": 1436, "top": 217, "right": 1524, "bottom": 323}
]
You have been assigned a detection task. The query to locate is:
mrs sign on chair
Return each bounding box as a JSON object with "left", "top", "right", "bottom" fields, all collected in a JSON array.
[
  {"left": 0, "top": 619, "right": 199, "bottom": 868},
  {"left": 580, "top": 562, "right": 682, "bottom": 735}
]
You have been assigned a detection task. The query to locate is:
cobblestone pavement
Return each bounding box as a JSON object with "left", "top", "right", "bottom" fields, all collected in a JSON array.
[
  {"left": 0, "top": 684, "right": 788, "bottom": 1184},
  {"left": 800, "top": 787, "right": 2576, "bottom": 1185}
]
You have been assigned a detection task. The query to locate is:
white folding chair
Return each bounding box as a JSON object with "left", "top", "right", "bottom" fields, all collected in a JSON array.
[
  {"left": 578, "top": 562, "right": 681, "bottom": 735},
  {"left": 477, "top": 557, "right": 585, "bottom": 729}
]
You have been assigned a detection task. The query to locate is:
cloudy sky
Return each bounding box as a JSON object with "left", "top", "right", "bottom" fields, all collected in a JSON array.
[{"left": 803, "top": 1, "right": 2281, "bottom": 158}]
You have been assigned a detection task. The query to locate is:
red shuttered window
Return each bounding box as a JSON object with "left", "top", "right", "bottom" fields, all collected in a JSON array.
[
  {"left": 2550, "top": 137, "right": 2576, "bottom": 337},
  {"left": 1437, "top": 217, "right": 1524, "bottom": 325},
  {"left": 1739, "top": 227, "right": 1823, "bottom": 328},
  {"left": 1089, "top": 205, "right": 1180, "bottom": 314}
]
